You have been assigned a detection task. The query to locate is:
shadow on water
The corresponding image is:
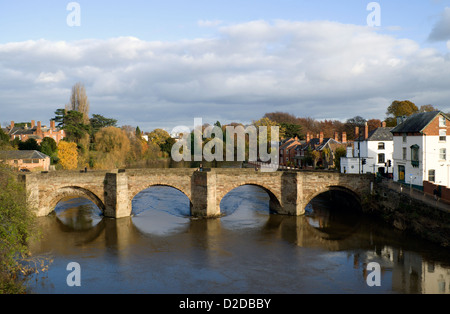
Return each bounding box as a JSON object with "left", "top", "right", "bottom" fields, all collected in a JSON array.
[{"left": 29, "top": 185, "right": 450, "bottom": 294}]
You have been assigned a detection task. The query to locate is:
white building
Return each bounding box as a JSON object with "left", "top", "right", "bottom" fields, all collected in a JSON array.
[
  {"left": 391, "top": 111, "right": 450, "bottom": 189},
  {"left": 341, "top": 123, "right": 394, "bottom": 175}
]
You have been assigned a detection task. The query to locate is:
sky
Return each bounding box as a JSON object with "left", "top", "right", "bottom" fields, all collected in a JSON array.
[{"left": 1, "top": 0, "right": 450, "bottom": 132}]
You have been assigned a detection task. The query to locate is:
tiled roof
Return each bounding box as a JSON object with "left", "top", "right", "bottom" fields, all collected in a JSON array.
[
  {"left": 355, "top": 127, "right": 394, "bottom": 141},
  {"left": 0, "top": 150, "right": 49, "bottom": 160},
  {"left": 390, "top": 111, "right": 443, "bottom": 133}
]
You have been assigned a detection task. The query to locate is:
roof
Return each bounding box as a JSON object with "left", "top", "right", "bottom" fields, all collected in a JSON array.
[
  {"left": 390, "top": 111, "right": 443, "bottom": 133},
  {"left": 0, "top": 150, "right": 50, "bottom": 160},
  {"left": 355, "top": 127, "right": 394, "bottom": 141}
]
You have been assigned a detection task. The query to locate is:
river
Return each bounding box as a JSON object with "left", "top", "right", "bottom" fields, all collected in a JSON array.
[{"left": 28, "top": 183, "right": 450, "bottom": 294}]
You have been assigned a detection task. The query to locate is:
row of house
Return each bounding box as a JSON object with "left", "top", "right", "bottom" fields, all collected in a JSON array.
[
  {"left": 279, "top": 131, "right": 348, "bottom": 169},
  {"left": 341, "top": 111, "right": 450, "bottom": 197},
  {"left": 0, "top": 120, "right": 64, "bottom": 172},
  {"left": 1, "top": 120, "right": 65, "bottom": 144}
]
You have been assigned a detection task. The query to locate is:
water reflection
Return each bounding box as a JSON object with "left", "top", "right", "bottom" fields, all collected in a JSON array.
[{"left": 29, "top": 186, "right": 450, "bottom": 294}]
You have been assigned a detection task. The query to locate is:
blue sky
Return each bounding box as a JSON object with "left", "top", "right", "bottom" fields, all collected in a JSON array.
[{"left": 1, "top": 1, "right": 450, "bottom": 131}]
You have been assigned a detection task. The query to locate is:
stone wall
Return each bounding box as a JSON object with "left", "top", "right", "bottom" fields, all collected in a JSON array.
[
  {"left": 364, "top": 181, "right": 450, "bottom": 247},
  {"left": 23, "top": 168, "right": 373, "bottom": 220}
]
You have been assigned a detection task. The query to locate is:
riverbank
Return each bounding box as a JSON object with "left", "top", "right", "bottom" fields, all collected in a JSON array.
[{"left": 364, "top": 178, "right": 450, "bottom": 248}]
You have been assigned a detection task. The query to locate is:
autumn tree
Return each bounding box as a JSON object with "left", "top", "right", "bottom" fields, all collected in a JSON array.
[
  {"left": 385, "top": 100, "right": 418, "bottom": 126},
  {"left": 419, "top": 104, "right": 438, "bottom": 112},
  {"left": 93, "top": 127, "right": 131, "bottom": 169},
  {"left": 57, "top": 141, "right": 78, "bottom": 170},
  {"left": 148, "top": 129, "right": 171, "bottom": 146},
  {"left": 66, "top": 82, "right": 90, "bottom": 124}
]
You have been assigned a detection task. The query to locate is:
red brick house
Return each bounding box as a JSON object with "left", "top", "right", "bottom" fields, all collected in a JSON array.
[
  {"left": 4, "top": 120, "right": 65, "bottom": 144},
  {"left": 0, "top": 150, "right": 51, "bottom": 172}
]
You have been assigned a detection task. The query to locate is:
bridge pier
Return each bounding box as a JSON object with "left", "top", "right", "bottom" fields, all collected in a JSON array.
[
  {"left": 191, "top": 171, "right": 221, "bottom": 218},
  {"left": 104, "top": 171, "right": 131, "bottom": 219}
]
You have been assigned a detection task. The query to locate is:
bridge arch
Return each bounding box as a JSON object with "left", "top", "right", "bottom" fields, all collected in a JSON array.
[
  {"left": 218, "top": 182, "right": 282, "bottom": 214},
  {"left": 129, "top": 183, "right": 193, "bottom": 212},
  {"left": 304, "top": 184, "right": 362, "bottom": 210},
  {"left": 46, "top": 186, "right": 106, "bottom": 217}
]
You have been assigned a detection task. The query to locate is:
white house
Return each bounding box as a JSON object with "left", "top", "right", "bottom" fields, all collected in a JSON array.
[
  {"left": 341, "top": 123, "right": 394, "bottom": 175},
  {"left": 391, "top": 111, "right": 450, "bottom": 189}
]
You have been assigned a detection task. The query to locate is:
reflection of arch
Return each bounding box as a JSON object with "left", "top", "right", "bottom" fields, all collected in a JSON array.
[
  {"left": 48, "top": 186, "right": 105, "bottom": 216},
  {"left": 218, "top": 183, "right": 282, "bottom": 214},
  {"left": 130, "top": 184, "right": 193, "bottom": 211},
  {"left": 304, "top": 185, "right": 361, "bottom": 209}
]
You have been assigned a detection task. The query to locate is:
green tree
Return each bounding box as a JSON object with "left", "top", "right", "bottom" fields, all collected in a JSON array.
[
  {"left": 334, "top": 146, "right": 347, "bottom": 172},
  {"left": 0, "top": 164, "right": 40, "bottom": 293},
  {"left": 62, "top": 110, "right": 90, "bottom": 143},
  {"left": 89, "top": 114, "right": 117, "bottom": 135},
  {"left": 280, "top": 123, "right": 303, "bottom": 139},
  {"left": 39, "top": 137, "right": 58, "bottom": 164},
  {"left": 0, "top": 129, "right": 12, "bottom": 149},
  {"left": 18, "top": 138, "right": 40, "bottom": 151}
]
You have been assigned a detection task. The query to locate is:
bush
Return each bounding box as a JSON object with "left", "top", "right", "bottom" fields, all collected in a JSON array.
[{"left": 0, "top": 165, "right": 39, "bottom": 293}]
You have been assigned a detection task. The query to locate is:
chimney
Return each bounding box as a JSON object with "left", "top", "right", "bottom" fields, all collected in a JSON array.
[
  {"left": 31, "top": 120, "right": 35, "bottom": 128},
  {"left": 334, "top": 132, "right": 339, "bottom": 142},
  {"left": 50, "top": 120, "right": 55, "bottom": 129},
  {"left": 382, "top": 121, "right": 386, "bottom": 128},
  {"left": 37, "top": 121, "right": 42, "bottom": 134},
  {"left": 364, "top": 122, "right": 369, "bottom": 140},
  {"left": 319, "top": 132, "right": 324, "bottom": 144},
  {"left": 306, "top": 132, "right": 310, "bottom": 143},
  {"left": 10, "top": 121, "right": 14, "bottom": 129},
  {"left": 355, "top": 127, "right": 359, "bottom": 140},
  {"left": 342, "top": 132, "right": 347, "bottom": 143}
]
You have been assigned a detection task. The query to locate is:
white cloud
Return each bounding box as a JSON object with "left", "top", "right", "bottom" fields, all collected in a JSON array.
[{"left": 1, "top": 20, "right": 450, "bottom": 131}]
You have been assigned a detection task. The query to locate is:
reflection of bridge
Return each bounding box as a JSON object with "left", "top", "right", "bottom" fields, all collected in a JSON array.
[{"left": 21, "top": 168, "right": 373, "bottom": 218}]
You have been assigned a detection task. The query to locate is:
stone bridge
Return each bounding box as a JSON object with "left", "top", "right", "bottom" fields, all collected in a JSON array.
[{"left": 21, "top": 168, "right": 373, "bottom": 218}]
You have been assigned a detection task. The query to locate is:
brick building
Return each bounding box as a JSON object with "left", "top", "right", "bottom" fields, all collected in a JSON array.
[
  {"left": 3, "top": 120, "right": 65, "bottom": 144},
  {"left": 0, "top": 150, "right": 51, "bottom": 172}
]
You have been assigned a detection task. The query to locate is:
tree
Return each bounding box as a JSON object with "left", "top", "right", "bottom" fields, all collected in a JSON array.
[
  {"left": 419, "top": 104, "right": 438, "bottom": 112},
  {"left": 18, "top": 138, "right": 39, "bottom": 151},
  {"left": 135, "top": 126, "right": 142, "bottom": 139},
  {"left": 334, "top": 146, "right": 347, "bottom": 172},
  {"left": 93, "top": 127, "right": 131, "bottom": 169},
  {"left": 0, "top": 164, "right": 39, "bottom": 293},
  {"left": 148, "top": 129, "right": 171, "bottom": 146},
  {"left": 66, "top": 82, "right": 90, "bottom": 124},
  {"left": 57, "top": 141, "right": 78, "bottom": 170},
  {"left": 0, "top": 128, "right": 12, "bottom": 149},
  {"left": 385, "top": 100, "right": 418, "bottom": 126},
  {"left": 62, "top": 110, "right": 90, "bottom": 144},
  {"left": 40, "top": 137, "right": 58, "bottom": 164},
  {"left": 344, "top": 116, "right": 367, "bottom": 140},
  {"left": 52, "top": 108, "right": 66, "bottom": 128},
  {"left": 280, "top": 123, "right": 303, "bottom": 139},
  {"left": 89, "top": 114, "right": 117, "bottom": 135}
]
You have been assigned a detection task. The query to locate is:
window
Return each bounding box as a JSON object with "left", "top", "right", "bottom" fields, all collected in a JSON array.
[
  {"left": 411, "top": 145, "right": 419, "bottom": 168},
  {"left": 378, "top": 153, "right": 385, "bottom": 163},
  {"left": 429, "top": 170, "right": 436, "bottom": 182},
  {"left": 402, "top": 133, "right": 407, "bottom": 143},
  {"left": 440, "top": 148, "right": 446, "bottom": 160},
  {"left": 439, "top": 129, "right": 446, "bottom": 142},
  {"left": 402, "top": 147, "right": 407, "bottom": 160},
  {"left": 378, "top": 142, "right": 385, "bottom": 150},
  {"left": 440, "top": 116, "right": 446, "bottom": 127}
]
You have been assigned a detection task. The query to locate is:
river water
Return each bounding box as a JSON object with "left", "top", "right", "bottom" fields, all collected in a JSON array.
[{"left": 28, "top": 184, "right": 450, "bottom": 294}]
